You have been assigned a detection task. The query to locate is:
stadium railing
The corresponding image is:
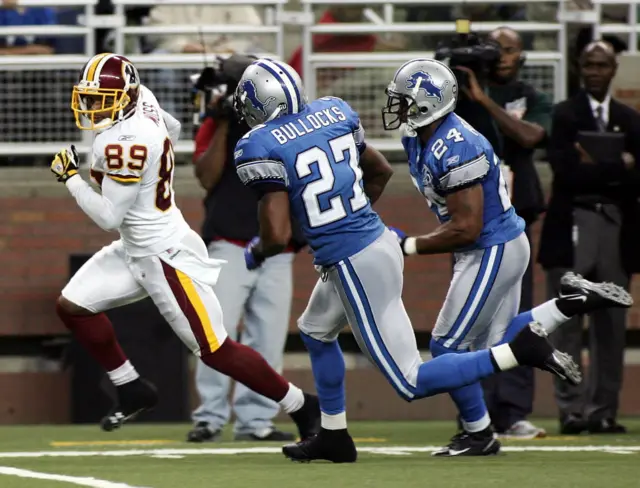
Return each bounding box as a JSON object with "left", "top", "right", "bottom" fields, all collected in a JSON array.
[
  {"left": 1, "top": 0, "right": 635, "bottom": 157},
  {"left": 591, "top": 0, "right": 640, "bottom": 51}
]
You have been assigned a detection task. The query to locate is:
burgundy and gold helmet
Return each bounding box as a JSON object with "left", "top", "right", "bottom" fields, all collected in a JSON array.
[{"left": 71, "top": 53, "right": 141, "bottom": 130}]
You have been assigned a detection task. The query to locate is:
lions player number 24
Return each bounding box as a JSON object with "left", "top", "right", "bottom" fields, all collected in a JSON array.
[{"left": 295, "top": 133, "right": 367, "bottom": 228}]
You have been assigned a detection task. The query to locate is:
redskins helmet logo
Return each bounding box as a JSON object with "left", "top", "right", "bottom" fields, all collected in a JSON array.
[{"left": 122, "top": 62, "right": 139, "bottom": 88}]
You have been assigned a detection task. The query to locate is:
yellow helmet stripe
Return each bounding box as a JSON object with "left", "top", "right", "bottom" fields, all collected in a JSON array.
[{"left": 85, "top": 53, "right": 111, "bottom": 82}]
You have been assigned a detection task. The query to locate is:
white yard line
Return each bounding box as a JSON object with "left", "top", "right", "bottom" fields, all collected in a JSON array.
[
  {"left": 0, "top": 466, "right": 151, "bottom": 488},
  {"left": 0, "top": 445, "right": 638, "bottom": 459}
]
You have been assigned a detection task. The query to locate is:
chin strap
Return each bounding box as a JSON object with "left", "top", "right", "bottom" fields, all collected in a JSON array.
[{"left": 265, "top": 105, "right": 283, "bottom": 123}]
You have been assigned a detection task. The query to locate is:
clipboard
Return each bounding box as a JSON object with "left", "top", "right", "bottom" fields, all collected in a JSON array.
[{"left": 577, "top": 131, "right": 625, "bottom": 162}]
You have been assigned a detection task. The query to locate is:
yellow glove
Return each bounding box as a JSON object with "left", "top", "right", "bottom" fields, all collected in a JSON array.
[{"left": 51, "top": 145, "right": 79, "bottom": 183}]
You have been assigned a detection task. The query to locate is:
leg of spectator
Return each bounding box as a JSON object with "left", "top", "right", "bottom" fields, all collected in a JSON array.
[
  {"left": 233, "top": 252, "right": 294, "bottom": 440},
  {"left": 189, "top": 242, "right": 254, "bottom": 441},
  {"left": 585, "top": 207, "right": 628, "bottom": 433}
]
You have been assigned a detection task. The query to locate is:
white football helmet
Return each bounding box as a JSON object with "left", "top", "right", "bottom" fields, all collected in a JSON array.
[
  {"left": 382, "top": 58, "right": 458, "bottom": 131},
  {"left": 234, "top": 58, "right": 307, "bottom": 128}
]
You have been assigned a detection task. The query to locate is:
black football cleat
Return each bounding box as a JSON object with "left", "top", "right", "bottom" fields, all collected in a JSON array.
[
  {"left": 432, "top": 427, "right": 501, "bottom": 457},
  {"left": 560, "top": 272, "right": 633, "bottom": 311},
  {"left": 508, "top": 322, "right": 582, "bottom": 386},
  {"left": 288, "top": 393, "right": 321, "bottom": 441},
  {"left": 100, "top": 378, "right": 158, "bottom": 432},
  {"left": 282, "top": 428, "right": 357, "bottom": 463},
  {"left": 186, "top": 422, "right": 222, "bottom": 443}
]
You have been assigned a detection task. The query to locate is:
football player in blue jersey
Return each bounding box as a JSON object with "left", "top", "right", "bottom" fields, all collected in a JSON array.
[
  {"left": 232, "top": 57, "right": 584, "bottom": 463},
  {"left": 383, "top": 58, "right": 633, "bottom": 456}
]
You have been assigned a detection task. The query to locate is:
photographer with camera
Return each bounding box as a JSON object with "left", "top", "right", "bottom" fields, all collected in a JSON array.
[
  {"left": 438, "top": 25, "right": 552, "bottom": 439},
  {"left": 187, "top": 55, "right": 305, "bottom": 443}
]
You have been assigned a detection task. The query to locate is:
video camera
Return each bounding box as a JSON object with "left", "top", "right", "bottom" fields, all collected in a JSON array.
[
  {"left": 434, "top": 19, "right": 501, "bottom": 90},
  {"left": 191, "top": 53, "right": 258, "bottom": 124}
]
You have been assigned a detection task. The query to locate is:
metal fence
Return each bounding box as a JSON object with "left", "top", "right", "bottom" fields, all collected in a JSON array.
[{"left": 0, "top": 0, "right": 636, "bottom": 156}]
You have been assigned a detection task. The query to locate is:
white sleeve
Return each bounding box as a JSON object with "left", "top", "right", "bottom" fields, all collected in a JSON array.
[
  {"left": 65, "top": 174, "right": 139, "bottom": 231},
  {"left": 161, "top": 108, "right": 181, "bottom": 147}
]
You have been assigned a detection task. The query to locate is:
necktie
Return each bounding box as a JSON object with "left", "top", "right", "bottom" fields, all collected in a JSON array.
[{"left": 595, "top": 105, "right": 607, "bottom": 132}]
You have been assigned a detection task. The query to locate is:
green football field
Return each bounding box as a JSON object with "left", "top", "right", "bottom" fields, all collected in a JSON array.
[{"left": 0, "top": 420, "right": 638, "bottom": 488}]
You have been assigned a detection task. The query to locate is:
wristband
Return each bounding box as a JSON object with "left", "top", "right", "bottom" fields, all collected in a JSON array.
[{"left": 403, "top": 237, "right": 418, "bottom": 256}]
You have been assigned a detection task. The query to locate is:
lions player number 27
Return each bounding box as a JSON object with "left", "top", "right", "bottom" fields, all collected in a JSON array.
[{"left": 295, "top": 133, "right": 368, "bottom": 228}]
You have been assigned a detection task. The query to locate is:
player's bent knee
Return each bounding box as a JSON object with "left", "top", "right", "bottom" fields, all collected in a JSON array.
[
  {"left": 396, "top": 389, "right": 415, "bottom": 403},
  {"left": 430, "top": 336, "right": 466, "bottom": 358},
  {"left": 299, "top": 329, "right": 331, "bottom": 345},
  {"left": 388, "top": 366, "right": 420, "bottom": 403},
  {"left": 56, "top": 295, "right": 93, "bottom": 317},
  {"left": 298, "top": 322, "right": 340, "bottom": 344}
]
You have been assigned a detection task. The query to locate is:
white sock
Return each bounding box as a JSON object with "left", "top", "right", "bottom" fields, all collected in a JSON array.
[
  {"left": 462, "top": 411, "right": 491, "bottom": 433},
  {"left": 490, "top": 344, "right": 519, "bottom": 371},
  {"left": 278, "top": 383, "right": 305, "bottom": 413},
  {"left": 321, "top": 411, "right": 347, "bottom": 430},
  {"left": 107, "top": 361, "right": 139, "bottom": 386},
  {"left": 531, "top": 299, "right": 570, "bottom": 335}
]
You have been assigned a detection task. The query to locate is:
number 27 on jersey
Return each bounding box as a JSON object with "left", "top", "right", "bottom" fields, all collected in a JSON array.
[{"left": 295, "top": 133, "right": 367, "bottom": 228}]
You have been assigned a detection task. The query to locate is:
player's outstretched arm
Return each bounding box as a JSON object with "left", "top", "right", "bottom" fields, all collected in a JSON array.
[
  {"left": 396, "top": 185, "right": 484, "bottom": 256},
  {"left": 359, "top": 145, "right": 393, "bottom": 205}
]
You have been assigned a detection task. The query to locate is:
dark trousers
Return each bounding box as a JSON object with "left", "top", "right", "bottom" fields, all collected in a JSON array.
[
  {"left": 547, "top": 206, "right": 629, "bottom": 421},
  {"left": 481, "top": 225, "right": 535, "bottom": 432}
]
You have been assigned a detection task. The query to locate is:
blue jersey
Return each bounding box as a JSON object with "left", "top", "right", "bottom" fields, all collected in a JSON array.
[
  {"left": 234, "top": 97, "right": 385, "bottom": 266},
  {"left": 402, "top": 113, "right": 524, "bottom": 250}
]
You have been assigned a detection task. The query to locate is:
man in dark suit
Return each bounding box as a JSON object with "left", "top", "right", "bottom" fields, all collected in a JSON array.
[{"left": 539, "top": 40, "right": 640, "bottom": 434}]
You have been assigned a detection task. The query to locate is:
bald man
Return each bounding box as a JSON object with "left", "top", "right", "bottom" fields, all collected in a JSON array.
[
  {"left": 455, "top": 26, "right": 552, "bottom": 439},
  {"left": 539, "top": 40, "right": 640, "bottom": 434}
]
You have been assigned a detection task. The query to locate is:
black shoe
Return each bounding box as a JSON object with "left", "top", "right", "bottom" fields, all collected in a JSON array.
[
  {"left": 587, "top": 418, "right": 627, "bottom": 434},
  {"left": 432, "top": 428, "right": 501, "bottom": 457},
  {"left": 559, "top": 414, "right": 587, "bottom": 435},
  {"left": 100, "top": 378, "right": 158, "bottom": 432},
  {"left": 288, "top": 393, "right": 321, "bottom": 441},
  {"left": 508, "top": 322, "right": 582, "bottom": 386},
  {"left": 234, "top": 429, "right": 296, "bottom": 441},
  {"left": 187, "top": 422, "right": 222, "bottom": 443},
  {"left": 282, "top": 428, "right": 357, "bottom": 463},
  {"left": 559, "top": 272, "right": 633, "bottom": 312}
]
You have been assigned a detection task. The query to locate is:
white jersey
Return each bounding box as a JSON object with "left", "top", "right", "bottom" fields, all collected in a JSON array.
[{"left": 89, "top": 85, "right": 189, "bottom": 257}]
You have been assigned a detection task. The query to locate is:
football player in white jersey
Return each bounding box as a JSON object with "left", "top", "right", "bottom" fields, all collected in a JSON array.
[{"left": 50, "top": 53, "right": 319, "bottom": 437}]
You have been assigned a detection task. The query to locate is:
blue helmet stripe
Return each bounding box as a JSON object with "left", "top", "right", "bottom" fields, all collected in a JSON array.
[
  {"left": 256, "top": 61, "right": 294, "bottom": 114},
  {"left": 394, "top": 57, "right": 430, "bottom": 81},
  {"left": 271, "top": 60, "right": 302, "bottom": 110}
]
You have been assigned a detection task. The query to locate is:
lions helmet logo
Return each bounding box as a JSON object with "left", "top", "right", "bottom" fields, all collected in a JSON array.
[
  {"left": 241, "top": 79, "right": 278, "bottom": 117},
  {"left": 406, "top": 71, "right": 449, "bottom": 103}
]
